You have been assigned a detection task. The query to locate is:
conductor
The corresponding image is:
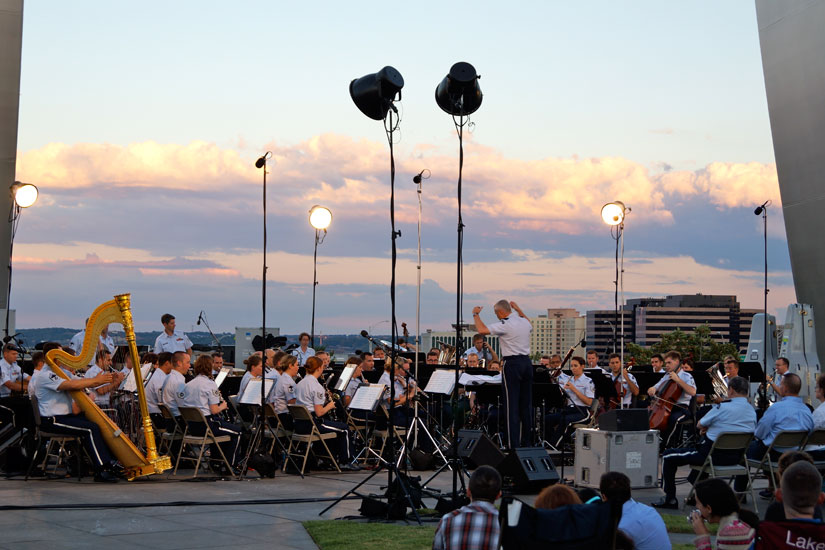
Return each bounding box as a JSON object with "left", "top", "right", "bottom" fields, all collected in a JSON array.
[{"left": 473, "top": 300, "right": 533, "bottom": 448}]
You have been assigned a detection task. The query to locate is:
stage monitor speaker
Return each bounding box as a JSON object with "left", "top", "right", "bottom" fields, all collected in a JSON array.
[
  {"left": 456, "top": 429, "right": 506, "bottom": 468},
  {"left": 598, "top": 409, "right": 649, "bottom": 432},
  {"left": 497, "top": 447, "right": 560, "bottom": 493}
]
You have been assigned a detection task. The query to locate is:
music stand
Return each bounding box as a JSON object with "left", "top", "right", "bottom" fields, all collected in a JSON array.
[
  {"left": 214, "top": 367, "right": 232, "bottom": 389},
  {"left": 240, "top": 378, "right": 275, "bottom": 405},
  {"left": 320, "top": 384, "right": 421, "bottom": 524},
  {"left": 396, "top": 372, "right": 451, "bottom": 468},
  {"left": 333, "top": 365, "right": 357, "bottom": 393}
]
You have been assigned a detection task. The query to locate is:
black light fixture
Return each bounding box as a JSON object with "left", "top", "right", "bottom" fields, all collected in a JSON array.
[
  {"left": 349, "top": 66, "right": 404, "bottom": 120},
  {"left": 435, "top": 62, "right": 482, "bottom": 116}
]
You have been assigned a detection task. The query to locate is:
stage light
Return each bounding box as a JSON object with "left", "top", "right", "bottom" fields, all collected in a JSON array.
[
  {"left": 349, "top": 66, "right": 404, "bottom": 121},
  {"left": 435, "top": 62, "right": 482, "bottom": 116},
  {"left": 601, "top": 201, "right": 626, "bottom": 226},
  {"left": 10, "top": 182, "right": 38, "bottom": 208},
  {"left": 309, "top": 205, "right": 332, "bottom": 230}
]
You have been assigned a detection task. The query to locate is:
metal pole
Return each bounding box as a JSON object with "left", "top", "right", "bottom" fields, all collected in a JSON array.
[
  {"left": 415, "top": 173, "right": 422, "bottom": 381},
  {"left": 311, "top": 229, "right": 319, "bottom": 348}
]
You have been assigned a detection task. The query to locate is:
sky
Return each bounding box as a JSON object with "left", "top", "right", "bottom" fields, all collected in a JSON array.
[{"left": 11, "top": 1, "right": 795, "bottom": 335}]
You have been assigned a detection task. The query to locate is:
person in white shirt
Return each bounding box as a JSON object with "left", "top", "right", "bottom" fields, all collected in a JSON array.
[
  {"left": 153, "top": 313, "right": 193, "bottom": 355},
  {"left": 460, "top": 333, "right": 499, "bottom": 366},
  {"left": 84, "top": 350, "right": 125, "bottom": 408},
  {"left": 0, "top": 344, "right": 29, "bottom": 397},
  {"left": 377, "top": 357, "right": 414, "bottom": 427},
  {"left": 27, "top": 351, "right": 46, "bottom": 398},
  {"left": 647, "top": 350, "right": 697, "bottom": 441},
  {"left": 807, "top": 374, "right": 825, "bottom": 461},
  {"left": 211, "top": 352, "right": 224, "bottom": 377},
  {"left": 182, "top": 355, "right": 241, "bottom": 470},
  {"left": 292, "top": 332, "right": 315, "bottom": 366},
  {"left": 473, "top": 300, "right": 533, "bottom": 448},
  {"left": 146, "top": 352, "right": 173, "bottom": 427},
  {"left": 294, "top": 356, "right": 355, "bottom": 469},
  {"left": 239, "top": 355, "right": 263, "bottom": 398},
  {"left": 607, "top": 353, "right": 639, "bottom": 408},
  {"left": 545, "top": 356, "right": 595, "bottom": 445},
  {"left": 272, "top": 355, "right": 299, "bottom": 430},
  {"left": 161, "top": 351, "right": 189, "bottom": 430}
]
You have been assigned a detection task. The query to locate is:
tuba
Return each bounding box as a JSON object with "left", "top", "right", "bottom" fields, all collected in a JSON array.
[
  {"left": 708, "top": 363, "right": 729, "bottom": 402},
  {"left": 438, "top": 343, "right": 456, "bottom": 365},
  {"left": 44, "top": 294, "right": 171, "bottom": 480}
]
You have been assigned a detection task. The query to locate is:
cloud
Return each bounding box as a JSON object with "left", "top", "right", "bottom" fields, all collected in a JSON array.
[{"left": 658, "top": 162, "right": 780, "bottom": 209}]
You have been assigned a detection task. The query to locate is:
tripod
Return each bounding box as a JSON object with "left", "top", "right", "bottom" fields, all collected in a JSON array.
[{"left": 397, "top": 396, "right": 448, "bottom": 469}]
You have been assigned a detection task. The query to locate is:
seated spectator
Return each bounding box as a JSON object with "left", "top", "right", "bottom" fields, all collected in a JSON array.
[
  {"left": 600, "top": 472, "right": 671, "bottom": 550},
  {"left": 755, "top": 462, "right": 825, "bottom": 549},
  {"left": 535, "top": 484, "right": 582, "bottom": 509},
  {"left": 764, "top": 450, "right": 824, "bottom": 522},
  {"left": 688, "top": 478, "right": 757, "bottom": 549},
  {"left": 576, "top": 487, "right": 602, "bottom": 505},
  {"left": 433, "top": 465, "right": 500, "bottom": 550}
]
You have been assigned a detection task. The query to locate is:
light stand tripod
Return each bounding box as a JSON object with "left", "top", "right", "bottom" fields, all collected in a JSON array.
[{"left": 755, "top": 200, "right": 771, "bottom": 412}]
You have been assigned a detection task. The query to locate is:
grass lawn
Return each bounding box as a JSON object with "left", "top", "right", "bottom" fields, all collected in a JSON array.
[{"left": 304, "top": 514, "right": 708, "bottom": 550}]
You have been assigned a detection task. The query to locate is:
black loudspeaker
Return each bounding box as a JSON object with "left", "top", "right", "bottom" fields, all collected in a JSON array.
[
  {"left": 456, "top": 429, "right": 506, "bottom": 468},
  {"left": 498, "top": 447, "right": 560, "bottom": 493},
  {"left": 598, "top": 409, "right": 650, "bottom": 432}
]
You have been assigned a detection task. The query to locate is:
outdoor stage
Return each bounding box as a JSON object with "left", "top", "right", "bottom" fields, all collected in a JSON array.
[{"left": 0, "top": 464, "right": 771, "bottom": 549}]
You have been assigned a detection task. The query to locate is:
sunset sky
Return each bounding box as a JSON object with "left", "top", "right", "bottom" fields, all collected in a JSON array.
[{"left": 13, "top": 1, "right": 793, "bottom": 334}]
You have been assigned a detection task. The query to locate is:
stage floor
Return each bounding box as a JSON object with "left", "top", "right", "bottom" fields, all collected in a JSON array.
[{"left": 0, "top": 465, "right": 770, "bottom": 549}]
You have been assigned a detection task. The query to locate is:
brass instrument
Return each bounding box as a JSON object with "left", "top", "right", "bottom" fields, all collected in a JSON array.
[
  {"left": 708, "top": 363, "right": 729, "bottom": 402},
  {"left": 44, "top": 294, "right": 171, "bottom": 480},
  {"left": 438, "top": 343, "right": 456, "bottom": 365}
]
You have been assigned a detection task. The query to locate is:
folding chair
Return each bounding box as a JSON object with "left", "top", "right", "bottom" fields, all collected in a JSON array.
[
  {"left": 157, "top": 403, "right": 183, "bottom": 455},
  {"left": 372, "top": 405, "right": 407, "bottom": 461},
  {"left": 747, "top": 430, "right": 809, "bottom": 493},
  {"left": 284, "top": 404, "right": 340, "bottom": 475},
  {"left": 173, "top": 406, "right": 237, "bottom": 479},
  {"left": 572, "top": 399, "right": 600, "bottom": 430},
  {"left": 804, "top": 428, "right": 825, "bottom": 473},
  {"left": 25, "top": 396, "right": 87, "bottom": 481},
  {"left": 685, "top": 432, "right": 757, "bottom": 512}
]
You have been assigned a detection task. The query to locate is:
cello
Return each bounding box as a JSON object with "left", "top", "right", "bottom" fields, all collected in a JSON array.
[{"left": 648, "top": 367, "right": 684, "bottom": 431}]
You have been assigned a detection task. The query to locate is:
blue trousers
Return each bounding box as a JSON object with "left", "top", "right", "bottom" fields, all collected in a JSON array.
[
  {"left": 502, "top": 355, "right": 533, "bottom": 448},
  {"left": 41, "top": 413, "right": 114, "bottom": 469}
]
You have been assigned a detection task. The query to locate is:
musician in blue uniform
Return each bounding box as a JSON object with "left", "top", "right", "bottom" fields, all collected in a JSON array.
[
  {"left": 239, "top": 355, "right": 263, "bottom": 398},
  {"left": 654, "top": 376, "right": 756, "bottom": 509},
  {"left": 734, "top": 372, "right": 813, "bottom": 495},
  {"left": 160, "top": 351, "right": 189, "bottom": 430},
  {"left": 294, "top": 356, "right": 356, "bottom": 470},
  {"left": 182, "top": 354, "right": 241, "bottom": 471},
  {"left": 473, "top": 300, "right": 533, "bottom": 448},
  {"left": 153, "top": 313, "right": 193, "bottom": 355},
  {"left": 545, "top": 356, "right": 594, "bottom": 445},
  {"left": 291, "top": 332, "right": 315, "bottom": 366},
  {"left": 377, "top": 357, "right": 414, "bottom": 427},
  {"left": 33, "top": 364, "right": 121, "bottom": 482},
  {"left": 272, "top": 355, "right": 299, "bottom": 430},
  {"left": 84, "top": 349, "right": 124, "bottom": 408},
  {"left": 647, "top": 350, "right": 696, "bottom": 443},
  {"left": 608, "top": 353, "right": 639, "bottom": 408},
  {"left": 145, "top": 352, "right": 172, "bottom": 428}
]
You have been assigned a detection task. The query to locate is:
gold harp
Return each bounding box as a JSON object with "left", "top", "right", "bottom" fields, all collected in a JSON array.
[{"left": 44, "top": 294, "right": 171, "bottom": 480}]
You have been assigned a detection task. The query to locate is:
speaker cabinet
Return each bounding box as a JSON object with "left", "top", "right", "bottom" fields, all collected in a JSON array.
[
  {"left": 497, "top": 447, "right": 560, "bottom": 493},
  {"left": 456, "top": 429, "right": 505, "bottom": 468}
]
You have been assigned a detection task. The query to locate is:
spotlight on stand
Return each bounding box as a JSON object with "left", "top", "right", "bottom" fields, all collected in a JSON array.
[
  {"left": 349, "top": 66, "right": 404, "bottom": 120},
  {"left": 435, "top": 62, "right": 482, "bottom": 116},
  {"left": 308, "top": 205, "right": 332, "bottom": 348},
  {"left": 10, "top": 182, "right": 38, "bottom": 208},
  {"left": 601, "top": 201, "right": 626, "bottom": 226},
  {"left": 308, "top": 205, "right": 332, "bottom": 231}
]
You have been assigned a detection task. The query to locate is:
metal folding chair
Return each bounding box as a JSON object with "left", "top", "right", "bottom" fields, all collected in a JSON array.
[
  {"left": 284, "top": 404, "right": 340, "bottom": 475},
  {"left": 747, "top": 430, "right": 809, "bottom": 493},
  {"left": 685, "top": 432, "right": 757, "bottom": 512},
  {"left": 25, "top": 396, "right": 87, "bottom": 481},
  {"left": 173, "top": 406, "right": 237, "bottom": 479}
]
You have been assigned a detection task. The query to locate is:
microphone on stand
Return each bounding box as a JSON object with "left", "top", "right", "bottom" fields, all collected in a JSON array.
[
  {"left": 255, "top": 151, "right": 272, "bottom": 169},
  {"left": 196, "top": 311, "right": 203, "bottom": 326},
  {"left": 413, "top": 169, "right": 430, "bottom": 184},
  {"left": 754, "top": 200, "right": 771, "bottom": 215}
]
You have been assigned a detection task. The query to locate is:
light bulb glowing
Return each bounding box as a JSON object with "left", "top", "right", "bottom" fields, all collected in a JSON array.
[
  {"left": 309, "top": 205, "right": 332, "bottom": 230},
  {"left": 601, "top": 201, "right": 626, "bottom": 226},
  {"left": 11, "top": 183, "right": 38, "bottom": 208}
]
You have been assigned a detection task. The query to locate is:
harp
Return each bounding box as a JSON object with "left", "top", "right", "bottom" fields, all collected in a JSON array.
[{"left": 44, "top": 294, "right": 171, "bottom": 480}]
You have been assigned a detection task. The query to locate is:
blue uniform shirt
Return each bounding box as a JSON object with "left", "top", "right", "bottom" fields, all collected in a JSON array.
[
  {"left": 618, "top": 499, "right": 671, "bottom": 550},
  {"left": 161, "top": 369, "right": 187, "bottom": 417},
  {"left": 755, "top": 395, "right": 813, "bottom": 446},
  {"left": 34, "top": 367, "right": 74, "bottom": 417},
  {"left": 153, "top": 331, "right": 192, "bottom": 354},
  {"left": 699, "top": 396, "right": 757, "bottom": 441},
  {"left": 182, "top": 374, "right": 221, "bottom": 417}
]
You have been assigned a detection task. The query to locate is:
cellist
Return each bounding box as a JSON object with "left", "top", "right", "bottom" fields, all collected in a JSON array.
[{"left": 646, "top": 350, "right": 696, "bottom": 440}]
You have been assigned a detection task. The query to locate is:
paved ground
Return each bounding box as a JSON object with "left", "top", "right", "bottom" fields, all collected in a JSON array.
[{"left": 0, "top": 464, "right": 772, "bottom": 549}]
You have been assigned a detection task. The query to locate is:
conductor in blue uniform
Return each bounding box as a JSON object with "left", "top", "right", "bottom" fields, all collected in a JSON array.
[{"left": 473, "top": 300, "right": 533, "bottom": 448}]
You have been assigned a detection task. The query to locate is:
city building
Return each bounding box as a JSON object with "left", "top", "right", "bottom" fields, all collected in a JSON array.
[
  {"left": 530, "top": 308, "right": 586, "bottom": 358},
  {"left": 587, "top": 294, "right": 758, "bottom": 357}
]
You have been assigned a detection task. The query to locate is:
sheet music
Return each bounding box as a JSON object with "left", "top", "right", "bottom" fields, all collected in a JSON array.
[
  {"left": 349, "top": 384, "right": 386, "bottom": 411},
  {"left": 459, "top": 373, "right": 502, "bottom": 386},
  {"left": 120, "top": 364, "right": 153, "bottom": 392},
  {"left": 239, "top": 378, "right": 275, "bottom": 404},
  {"left": 215, "top": 367, "right": 231, "bottom": 388},
  {"left": 334, "top": 365, "right": 356, "bottom": 392},
  {"left": 425, "top": 369, "right": 457, "bottom": 395}
]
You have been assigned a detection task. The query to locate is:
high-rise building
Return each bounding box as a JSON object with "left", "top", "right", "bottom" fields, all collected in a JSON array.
[
  {"left": 587, "top": 294, "right": 756, "bottom": 356},
  {"left": 530, "top": 309, "right": 586, "bottom": 358}
]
